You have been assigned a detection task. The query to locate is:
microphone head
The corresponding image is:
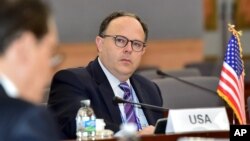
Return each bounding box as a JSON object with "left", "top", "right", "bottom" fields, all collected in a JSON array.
[
  {"left": 156, "top": 69, "right": 165, "bottom": 76},
  {"left": 113, "top": 96, "right": 126, "bottom": 104},
  {"left": 156, "top": 69, "right": 171, "bottom": 77}
]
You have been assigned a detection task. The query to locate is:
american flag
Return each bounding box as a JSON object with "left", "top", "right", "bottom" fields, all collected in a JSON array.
[{"left": 217, "top": 33, "right": 246, "bottom": 124}]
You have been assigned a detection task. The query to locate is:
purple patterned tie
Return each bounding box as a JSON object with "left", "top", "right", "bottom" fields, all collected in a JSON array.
[{"left": 119, "top": 82, "right": 138, "bottom": 127}]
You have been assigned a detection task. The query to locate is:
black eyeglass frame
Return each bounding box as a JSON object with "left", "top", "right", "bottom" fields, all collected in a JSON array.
[{"left": 100, "top": 34, "right": 146, "bottom": 52}]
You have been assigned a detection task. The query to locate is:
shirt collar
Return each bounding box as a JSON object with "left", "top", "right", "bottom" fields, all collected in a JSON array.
[{"left": 0, "top": 73, "right": 19, "bottom": 98}]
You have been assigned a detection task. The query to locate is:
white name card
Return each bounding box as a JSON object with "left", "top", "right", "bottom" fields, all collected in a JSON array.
[{"left": 166, "top": 107, "right": 229, "bottom": 134}]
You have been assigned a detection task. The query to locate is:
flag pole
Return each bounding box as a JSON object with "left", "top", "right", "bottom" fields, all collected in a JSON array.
[
  {"left": 232, "top": 111, "right": 235, "bottom": 125},
  {"left": 217, "top": 23, "right": 246, "bottom": 124}
]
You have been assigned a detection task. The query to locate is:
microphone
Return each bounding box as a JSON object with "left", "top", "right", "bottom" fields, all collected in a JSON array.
[
  {"left": 113, "top": 96, "right": 168, "bottom": 112},
  {"left": 156, "top": 69, "right": 217, "bottom": 94}
]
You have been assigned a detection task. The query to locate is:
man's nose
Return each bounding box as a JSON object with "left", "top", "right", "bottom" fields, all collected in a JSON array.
[{"left": 123, "top": 41, "right": 133, "bottom": 52}]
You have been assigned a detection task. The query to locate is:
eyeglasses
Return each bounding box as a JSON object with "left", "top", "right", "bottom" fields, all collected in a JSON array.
[{"left": 100, "top": 34, "right": 146, "bottom": 52}]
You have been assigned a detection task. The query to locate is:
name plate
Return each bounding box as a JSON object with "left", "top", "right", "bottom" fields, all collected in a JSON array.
[{"left": 166, "top": 107, "right": 229, "bottom": 134}]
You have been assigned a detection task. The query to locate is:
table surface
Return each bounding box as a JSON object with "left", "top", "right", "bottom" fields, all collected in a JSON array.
[{"left": 63, "top": 131, "right": 229, "bottom": 141}]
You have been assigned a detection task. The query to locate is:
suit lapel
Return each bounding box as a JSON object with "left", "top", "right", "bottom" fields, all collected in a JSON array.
[
  {"left": 98, "top": 82, "right": 122, "bottom": 124},
  {"left": 86, "top": 58, "right": 122, "bottom": 125},
  {"left": 130, "top": 76, "right": 155, "bottom": 125}
]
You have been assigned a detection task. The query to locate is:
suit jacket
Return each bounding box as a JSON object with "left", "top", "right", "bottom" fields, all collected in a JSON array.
[
  {"left": 0, "top": 85, "right": 59, "bottom": 141},
  {"left": 48, "top": 58, "right": 164, "bottom": 139}
]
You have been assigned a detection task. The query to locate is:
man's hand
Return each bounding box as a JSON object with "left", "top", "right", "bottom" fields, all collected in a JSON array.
[{"left": 137, "top": 125, "right": 155, "bottom": 135}]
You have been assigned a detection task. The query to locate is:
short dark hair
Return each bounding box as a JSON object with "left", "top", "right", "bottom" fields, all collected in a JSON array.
[
  {"left": 0, "top": 0, "right": 51, "bottom": 55},
  {"left": 98, "top": 11, "right": 148, "bottom": 41}
]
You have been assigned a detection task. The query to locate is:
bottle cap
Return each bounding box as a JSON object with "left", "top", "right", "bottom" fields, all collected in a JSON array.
[{"left": 80, "top": 99, "right": 90, "bottom": 106}]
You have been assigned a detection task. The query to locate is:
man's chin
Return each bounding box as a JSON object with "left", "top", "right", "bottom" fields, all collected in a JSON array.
[{"left": 120, "top": 70, "right": 134, "bottom": 77}]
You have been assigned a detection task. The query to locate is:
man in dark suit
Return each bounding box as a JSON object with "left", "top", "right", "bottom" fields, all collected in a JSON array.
[
  {"left": 0, "top": 0, "right": 59, "bottom": 140},
  {"left": 48, "top": 11, "right": 164, "bottom": 139}
]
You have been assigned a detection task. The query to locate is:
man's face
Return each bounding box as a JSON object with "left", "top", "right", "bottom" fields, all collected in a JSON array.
[
  {"left": 27, "top": 19, "right": 58, "bottom": 103},
  {"left": 97, "top": 16, "right": 146, "bottom": 81}
]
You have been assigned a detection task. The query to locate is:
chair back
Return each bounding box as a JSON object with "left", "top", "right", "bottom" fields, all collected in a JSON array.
[
  {"left": 164, "top": 68, "right": 201, "bottom": 77},
  {"left": 136, "top": 69, "right": 163, "bottom": 80},
  {"left": 153, "top": 76, "right": 226, "bottom": 109}
]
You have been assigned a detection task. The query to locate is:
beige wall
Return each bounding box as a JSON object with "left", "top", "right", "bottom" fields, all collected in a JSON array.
[{"left": 56, "top": 39, "right": 203, "bottom": 72}]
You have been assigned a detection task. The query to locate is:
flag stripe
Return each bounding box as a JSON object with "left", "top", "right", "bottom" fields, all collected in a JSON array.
[
  {"left": 219, "top": 73, "right": 240, "bottom": 101},
  {"left": 219, "top": 79, "right": 240, "bottom": 115},
  {"left": 218, "top": 89, "right": 243, "bottom": 124},
  {"left": 221, "top": 65, "right": 240, "bottom": 100},
  {"left": 218, "top": 78, "right": 241, "bottom": 113},
  {"left": 222, "top": 63, "right": 241, "bottom": 93},
  {"left": 223, "top": 63, "right": 244, "bottom": 98},
  {"left": 217, "top": 87, "right": 242, "bottom": 120}
]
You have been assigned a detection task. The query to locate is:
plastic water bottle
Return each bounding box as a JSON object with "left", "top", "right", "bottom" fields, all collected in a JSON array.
[{"left": 76, "top": 100, "right": 96, "bottom": 140}]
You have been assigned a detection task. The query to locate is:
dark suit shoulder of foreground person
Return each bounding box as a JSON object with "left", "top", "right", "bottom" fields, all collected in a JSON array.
[
  {"left": 48, "top": 58, "right": 163, "bottom": 139},
  {"left": 0, "top": 86, "right": 59, "bottom": 141}
]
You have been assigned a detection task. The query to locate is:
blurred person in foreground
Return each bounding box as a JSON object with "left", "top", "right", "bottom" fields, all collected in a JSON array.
[
  {"left": 48, "top": 11, "right": 163, "bottom": 139},
  {"left": 0, "top": 0, "right": 59, "bottom": 140}
]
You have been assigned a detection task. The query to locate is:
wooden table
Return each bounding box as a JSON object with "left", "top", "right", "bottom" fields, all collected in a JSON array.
[{"left": 63, "top": 131, "right": 229, "bottom": 141}]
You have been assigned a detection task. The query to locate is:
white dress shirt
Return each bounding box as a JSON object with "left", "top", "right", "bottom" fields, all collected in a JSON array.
[{"left": 98, "top": 58, "right": 149, "bottom": 129}]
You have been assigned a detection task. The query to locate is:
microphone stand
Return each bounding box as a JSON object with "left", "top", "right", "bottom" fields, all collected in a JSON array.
[
  {"left": 113, "top": 96, "right": 168, "bottom": 112},
  {"left": 156, "top": 70, "right": 218, "bottom": 95}
]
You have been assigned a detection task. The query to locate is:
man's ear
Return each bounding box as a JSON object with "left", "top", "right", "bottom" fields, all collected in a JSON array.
[
  {"left": 7, "top": 32, "right": 36, "bottom": 64},
  {"left": 95, "top": 36, "right": 104, "bottom": 52}
]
